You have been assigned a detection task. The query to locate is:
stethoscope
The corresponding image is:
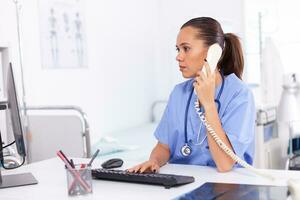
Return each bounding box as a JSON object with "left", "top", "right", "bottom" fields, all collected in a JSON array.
[{"left": 181, "top": 72, "right": 225, "bottom": 157}]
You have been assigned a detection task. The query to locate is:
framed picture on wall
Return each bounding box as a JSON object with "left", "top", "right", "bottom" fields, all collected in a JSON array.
[{"left": 38, "top": 0, "right": 88, "bottom": 69}]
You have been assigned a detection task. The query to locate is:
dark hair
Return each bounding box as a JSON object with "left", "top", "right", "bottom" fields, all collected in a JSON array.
[{"left": 181, "top": 17, "right": 244, "bottom": 79}]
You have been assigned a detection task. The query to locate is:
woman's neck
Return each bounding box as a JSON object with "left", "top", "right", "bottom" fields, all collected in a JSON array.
[{"left": 215, "top": 71, "right": 222, "bottom": 88}]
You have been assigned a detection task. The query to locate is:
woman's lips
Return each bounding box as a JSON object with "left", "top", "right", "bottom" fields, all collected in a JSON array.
[{"left": 179, "top": 66, "right": 187, "bottom": 71}]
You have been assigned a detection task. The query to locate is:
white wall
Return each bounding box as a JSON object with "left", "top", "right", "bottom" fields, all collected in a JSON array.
[
  {"left": 243, "top": 0, "right": 300, "bottom": 105},
  {"left": 0, "top": 0, "right": 245, "bottom": 144},
  {"left": 1, "top": 0, "right": 158, "bottom": 143}
]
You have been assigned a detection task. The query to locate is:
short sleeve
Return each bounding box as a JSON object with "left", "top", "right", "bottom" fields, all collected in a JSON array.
[
  {"left": 154, "top": 105, "right": 170, "bottom": 145},
  {"left": 221, "top": 88, "right": 256, "bottom": 165}
]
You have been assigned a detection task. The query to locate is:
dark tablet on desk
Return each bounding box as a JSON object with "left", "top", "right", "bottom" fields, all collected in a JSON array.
[{"left": 173, "top": 182, "right": 289, "bottom": 200}]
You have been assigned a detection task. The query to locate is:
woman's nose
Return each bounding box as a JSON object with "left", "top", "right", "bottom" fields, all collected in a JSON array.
[{"left": 176, "top": 53, "right": 183, "bottom": 62}]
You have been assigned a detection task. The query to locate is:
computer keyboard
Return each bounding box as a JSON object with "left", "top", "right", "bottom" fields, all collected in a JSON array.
[{"left": 92, "top": 168, "right": 195, "bottom": 188}]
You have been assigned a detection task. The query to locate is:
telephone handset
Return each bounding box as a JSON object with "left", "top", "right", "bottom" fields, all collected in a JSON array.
[
  {"left": 194, "top": 43, "right": 274, "bottom": 180},
  {"left": 194, "top": 43, "right": 222, "bottom": 96},
  {"left": 202, "top": 43, "right": 222, "bottom": 75}
]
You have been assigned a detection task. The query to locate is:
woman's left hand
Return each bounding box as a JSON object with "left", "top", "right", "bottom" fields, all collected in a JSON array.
[{"left": 193, "top": 61, "right": 216, "bottom": 109}]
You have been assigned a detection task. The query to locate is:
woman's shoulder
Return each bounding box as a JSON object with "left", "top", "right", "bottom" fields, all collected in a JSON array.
[
  {"left": 166, "top": 79, "right": 194, "bottom": 104},
  {"left": 221, "top": 74, "right": 256, "bottom": 119},
  {"left": 172, "top": 79, "right": 194, "bottom": 94},
  {"left": 224, "top": 73, "right": 254, "bottom": 103}
]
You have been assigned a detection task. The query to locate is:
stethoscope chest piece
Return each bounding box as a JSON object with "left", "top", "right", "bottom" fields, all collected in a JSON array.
[{"left": 181, "top": 144, "right": 192, "bottom": 156}]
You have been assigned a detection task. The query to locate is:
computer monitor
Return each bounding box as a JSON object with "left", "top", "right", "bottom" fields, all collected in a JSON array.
[
  {"left": 6, "top": 62, "right": 26, "bottom": 156},
  {"left": 0, "top": 63, "right": 37, "bottom": 189}
]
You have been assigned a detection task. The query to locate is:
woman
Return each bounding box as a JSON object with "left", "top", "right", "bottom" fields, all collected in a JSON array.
[{"left": 128, "top": 17, "right": 255, "bottom": 173}]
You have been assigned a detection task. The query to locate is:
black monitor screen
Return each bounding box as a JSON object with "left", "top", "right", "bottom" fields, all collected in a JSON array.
[{"left": 6, "top": 63, "right": 26, "bottom": 157}]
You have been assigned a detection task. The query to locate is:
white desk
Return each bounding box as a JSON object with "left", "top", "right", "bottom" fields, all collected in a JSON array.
[{"left": 1, "top": 157, "right": 300, "bottom": 200}]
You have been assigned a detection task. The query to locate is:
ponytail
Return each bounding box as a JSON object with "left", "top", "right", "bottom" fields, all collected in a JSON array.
[{"left": 218, "top": 33, "right": 244, "bottom": 79}]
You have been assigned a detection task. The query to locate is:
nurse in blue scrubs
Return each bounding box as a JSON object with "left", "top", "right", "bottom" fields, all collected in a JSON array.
[{"left": 128, "top": 17, "right": 255, "bottom": 173}]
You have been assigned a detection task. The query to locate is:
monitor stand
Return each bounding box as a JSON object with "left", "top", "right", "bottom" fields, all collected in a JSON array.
[
  {"left": 0, "top": 173, "right": 38, "bottom": 189},
  {"left": 0, "top": 130, "right": 38, "bottom": 189}
]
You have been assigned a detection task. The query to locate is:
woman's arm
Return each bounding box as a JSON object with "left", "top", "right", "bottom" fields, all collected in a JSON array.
[
  {"left": 194, "top": 62, "right": 236, "bottom": 172},
  {"left": 127, "top": 142, "right": 170, "bottom": 173},
  {"left": 204, "top": 104, "right": 235, "bottom": 172},
  {"left": 149, "top": 142, "right": 170, "bottom": 167}
]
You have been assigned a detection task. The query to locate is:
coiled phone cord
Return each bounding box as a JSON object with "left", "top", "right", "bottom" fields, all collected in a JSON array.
[{"left": 194, "top": 101, "right": 274, "bottom": 180}]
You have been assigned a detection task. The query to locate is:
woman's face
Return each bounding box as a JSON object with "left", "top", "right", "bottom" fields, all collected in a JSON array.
[{"left": 176, "top": 26, "right": 208, "bottom": 78}]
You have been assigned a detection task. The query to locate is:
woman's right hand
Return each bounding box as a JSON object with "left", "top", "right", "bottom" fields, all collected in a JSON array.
[{"left": 127, "top": 160, "right": 160, "bottom": 173}]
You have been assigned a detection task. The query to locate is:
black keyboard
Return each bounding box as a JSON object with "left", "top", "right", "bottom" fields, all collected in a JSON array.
[{"left": 92, "top": 168, "right": 195, "bottom": 189}]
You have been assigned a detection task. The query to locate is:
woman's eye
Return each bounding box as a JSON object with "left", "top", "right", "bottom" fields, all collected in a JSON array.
[
  {"left": 176, "top": 46, "right": 190, "bottom": 53},
  {"left": 183, "top": 46, "right": 190, "bottom": 52}
]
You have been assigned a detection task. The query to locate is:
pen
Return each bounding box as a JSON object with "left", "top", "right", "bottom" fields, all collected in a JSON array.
[
  {"left": 57, "top": 151, "right": 92, "bottom": 193},
  {"left": 70, "top": 159, "right": 75, "bottom": 168},
  {"left": 88, "top": 149, "right": 100, "bottom": 166},
  {"left": 59, "top": 150, "right": 74, "bottom": 168}
]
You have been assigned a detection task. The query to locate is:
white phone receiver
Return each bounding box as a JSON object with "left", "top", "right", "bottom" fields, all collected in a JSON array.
[
  {"left": 202, "top": 43, "right": 222, "bottom": 76},
  {"left": 194, "top": 43, "right": 222, "bottom": 95}
]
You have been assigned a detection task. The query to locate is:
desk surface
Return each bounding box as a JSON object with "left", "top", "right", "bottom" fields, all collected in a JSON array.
[{"left": 1, "top": 157, "right": 300, "bottom": 200}]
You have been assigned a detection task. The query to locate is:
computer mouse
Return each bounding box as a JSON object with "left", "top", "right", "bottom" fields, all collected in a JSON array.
[{"left": 101, "top": 158, "right": 124, "bottom": 169}]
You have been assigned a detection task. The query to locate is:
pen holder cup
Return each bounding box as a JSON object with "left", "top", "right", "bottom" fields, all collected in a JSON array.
[{"left": 66, "top": 164, "right": 93, "bottom": 196}]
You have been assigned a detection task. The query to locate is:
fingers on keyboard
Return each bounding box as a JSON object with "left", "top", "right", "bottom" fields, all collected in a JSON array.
[
  {"left": 127, "top": 161, "right": 159, "bottom": 173},
  {"left": 128, "top": 162, "right": 147, "bottom": 173},
  {"left": 151, "top": 165, "right": 159, "bottom": 173},
  {"left": 139, "top": 164, "right": 149, "bottom": 173},
  {"left": 126, "top": 166, "right": 137, "bottom": 173}
]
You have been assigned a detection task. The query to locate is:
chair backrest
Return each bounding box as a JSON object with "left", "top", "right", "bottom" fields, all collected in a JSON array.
[{"left": 27, "top": 114, "right": 86, "bottom": 162}]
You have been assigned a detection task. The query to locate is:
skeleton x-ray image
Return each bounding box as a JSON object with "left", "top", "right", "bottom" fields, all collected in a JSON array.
[{"left": 39, "top": 0, "right": 88, "bottom": 68}]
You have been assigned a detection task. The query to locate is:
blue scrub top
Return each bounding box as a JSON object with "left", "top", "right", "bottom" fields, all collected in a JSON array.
[{"left": 154, "top": 73, "right": 255, "bottom": 167}]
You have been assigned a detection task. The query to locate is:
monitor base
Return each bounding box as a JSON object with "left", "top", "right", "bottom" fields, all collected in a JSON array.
[{"left": 0, "top": 172, "right": 38, "bottom": 189}]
